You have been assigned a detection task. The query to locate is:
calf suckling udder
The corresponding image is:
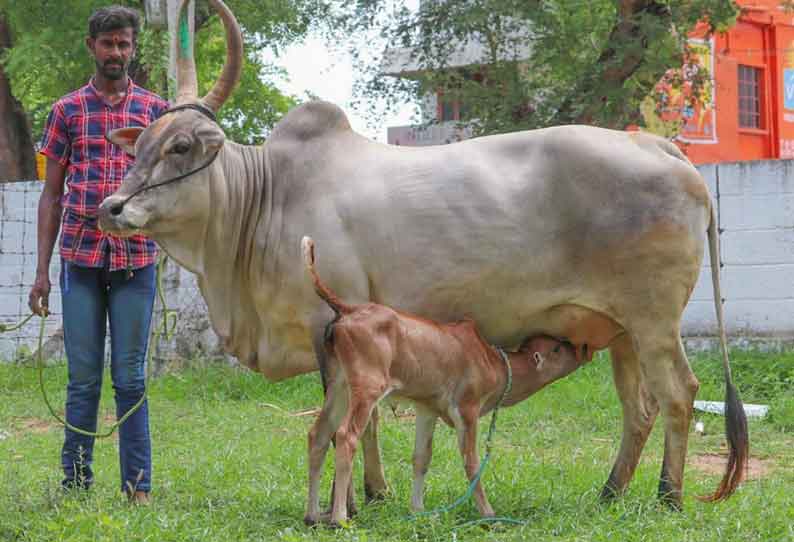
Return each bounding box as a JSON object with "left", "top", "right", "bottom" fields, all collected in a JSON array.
[
  {"left": 495, "top": 335, "right": 592, "bottom": 411},
  {"left": 302, "top": 236, "right": 595, "bottom": 525},
  {"left": 534, "top": 304, "right": 624, "bottom": 363}
]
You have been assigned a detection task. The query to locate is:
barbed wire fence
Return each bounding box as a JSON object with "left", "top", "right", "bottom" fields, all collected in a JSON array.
[{"left": 0, "top": 180, "right": 232, "bottom": 370}]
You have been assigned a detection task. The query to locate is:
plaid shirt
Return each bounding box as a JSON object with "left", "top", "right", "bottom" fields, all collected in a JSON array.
[{"left": 39, "top": 77, "right": 168, "bottom": 271}]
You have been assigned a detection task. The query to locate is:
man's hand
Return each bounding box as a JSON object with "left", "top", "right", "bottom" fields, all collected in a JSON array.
[
  {"left": 31, "top": 156, "right": 65, "bottom": 318},
  {"left": 28, "top": 271, "right": 51, "bottom": 316}
]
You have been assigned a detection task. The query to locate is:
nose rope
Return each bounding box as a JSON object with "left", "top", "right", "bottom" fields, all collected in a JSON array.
[
  {"left": 108, "top": 102, "right": 220, "bottom": 212},
  {"left": 115, "top": 149, "right": 220, "bottom": 210}
]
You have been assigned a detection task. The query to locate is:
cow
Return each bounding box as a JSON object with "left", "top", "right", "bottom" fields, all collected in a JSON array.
[{"left": 97, "top": 0, "right": 748, "bottom": 510}]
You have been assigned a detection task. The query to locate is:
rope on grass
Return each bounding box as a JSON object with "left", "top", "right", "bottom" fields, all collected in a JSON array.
[
  {"left": 0, "top": 255, "right": 178, "bottom": 438},
  {"left": 409, "top": 348, "right": 526, "bottom": 528},
  {"left": 0, "top": 312, "right": 35, "bottom": 333}
]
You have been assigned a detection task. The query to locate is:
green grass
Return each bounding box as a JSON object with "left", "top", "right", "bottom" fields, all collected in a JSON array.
[{"left": 1, "top": 350, "right": 793, "bottom": 542}]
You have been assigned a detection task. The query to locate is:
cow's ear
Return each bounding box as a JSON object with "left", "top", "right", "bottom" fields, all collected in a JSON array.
[
  {"left": 107, "top": 127, "right": 144, "bottom": 156},
  {"left": 195, "top": 124, "right": 226, "bottom": 155}
]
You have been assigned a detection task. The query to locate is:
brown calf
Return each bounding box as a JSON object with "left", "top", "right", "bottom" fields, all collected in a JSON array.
[{"left": 302, "top": 236, "right": 591, "bottom": 525}]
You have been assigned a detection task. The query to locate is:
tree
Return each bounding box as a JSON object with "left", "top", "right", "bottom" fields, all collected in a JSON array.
[
  {"left": 0, "top": 13, "right": 35, "bottom": 180},
  {"left": 0, "top": 0, "right": 325, "bottom": 180},
  {"left": 330, "top": 0, "right": 738, "bottom": 136}
]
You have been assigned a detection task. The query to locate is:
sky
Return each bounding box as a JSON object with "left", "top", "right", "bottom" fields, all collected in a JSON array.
[{"left": 262, "top": 15, "right": 420, "bottom": 142}]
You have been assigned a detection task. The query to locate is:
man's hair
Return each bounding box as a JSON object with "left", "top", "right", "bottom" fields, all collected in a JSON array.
[{"left": 88, "top": 5, "right": 141, "bottom": 42}]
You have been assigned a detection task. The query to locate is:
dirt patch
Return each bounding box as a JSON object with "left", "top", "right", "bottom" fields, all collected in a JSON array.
[
  {"left": 7, "top": 412, "right": 122, "bottom": 439},
  {"left": 9, "top": 417, "right": 58, "bottom": 435},
  {"left": 689, "top": 453, "right": 772, "bottom": 479}
]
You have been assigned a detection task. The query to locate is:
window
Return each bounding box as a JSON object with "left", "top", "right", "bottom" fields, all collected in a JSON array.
[
  {"left": 439, "top": 96, "right": 456, "bottom": 122},
  {"left": 738, "top": 65, "right": 762, "bottom": 129}
]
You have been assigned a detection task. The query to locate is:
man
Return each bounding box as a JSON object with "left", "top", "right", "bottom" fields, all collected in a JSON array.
[{"left": 29, "top": 5, "right": 168, "bottom": 504}]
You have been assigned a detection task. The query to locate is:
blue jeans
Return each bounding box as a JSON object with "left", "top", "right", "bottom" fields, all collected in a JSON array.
[{"left": 60, "top": 260, "right": 156, "bottom": 494}]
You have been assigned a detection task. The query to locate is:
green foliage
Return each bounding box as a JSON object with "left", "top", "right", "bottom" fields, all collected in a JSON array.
[
  {"left": 693, "top": 349, "right": 794, "bottom": 402},
  {"left": 0, "top": 0, "right": 105, "bottom": 136},
  {"left": 193, "top": 18, "right": 298, "bottom": 145},
  {"left": 692, "top": 349, "right": 794, "bottom": 432},
  {"left": 330, "top": 0, "right": 738, "bottom": 135},
  {"left": 0, "top": 0, "right": 322, "bottom": 144}
]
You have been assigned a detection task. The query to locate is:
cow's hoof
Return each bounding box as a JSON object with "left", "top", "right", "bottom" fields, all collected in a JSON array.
[
  {"left": 364, "top": 483, "right": 389, "bottom": 504},
  {"left": 658, "top": 492, "right": 683, "bottom": 512},
  {"left": 599, "top": 482, "right": 620, "bottom": 503},
  {"left": 658, "top": 479, "right": 683, "bottom": 511},
  {"left": 303, "top": 515, "right": 319, "bottom": 527}
]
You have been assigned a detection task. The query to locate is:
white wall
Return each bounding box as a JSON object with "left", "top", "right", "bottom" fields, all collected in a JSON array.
[
  {"left": 2, "top": 159, "right": 793, "bottom": 361},
  {"left": 683, "top": 161, "right": 794, "bottom": 342}
]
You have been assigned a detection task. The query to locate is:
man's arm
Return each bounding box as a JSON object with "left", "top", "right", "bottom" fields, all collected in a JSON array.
[{"left": 28, "top": 158, "right": 65, "bottom": 316}]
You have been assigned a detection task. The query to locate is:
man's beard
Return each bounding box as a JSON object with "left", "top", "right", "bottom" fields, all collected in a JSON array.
[{"left": 97, "top": 60, "right": 127, "bottom": 80}]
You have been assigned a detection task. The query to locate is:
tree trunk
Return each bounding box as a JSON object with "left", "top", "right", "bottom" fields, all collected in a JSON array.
[
  {"left": 0, "top": 13, "right": 36, "bottom": 181},
  {"left": 551, "top": 0, "right": 671, "bottom": 128}
]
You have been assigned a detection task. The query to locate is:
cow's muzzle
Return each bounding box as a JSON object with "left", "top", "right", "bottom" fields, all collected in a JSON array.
[{"left": 98, "top": 195, "right": 146, "bottom": 236}]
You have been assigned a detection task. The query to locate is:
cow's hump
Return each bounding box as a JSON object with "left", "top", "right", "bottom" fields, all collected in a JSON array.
[{"left": 269, "top": 100, "right": 352, "bottom": 142}]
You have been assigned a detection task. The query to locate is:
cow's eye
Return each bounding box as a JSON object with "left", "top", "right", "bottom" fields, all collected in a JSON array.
[{"left": 169, "top": 141, "right": 191, "bottom": 155}]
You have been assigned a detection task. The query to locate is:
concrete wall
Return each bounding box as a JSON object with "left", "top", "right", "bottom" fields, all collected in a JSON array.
[
  {"left": 2, "top": 159, "right": 793, "bottom": 361},
  {"left": 683, "top": 160, "right": 794, "bottom": 344}
]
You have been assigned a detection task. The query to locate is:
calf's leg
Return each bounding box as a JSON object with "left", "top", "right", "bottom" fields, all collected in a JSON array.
[
  {"left": 305, "top": 372, "right": 349, "bottom": 525},
  {"left": 411, "top": 408, "right": 438, "bottom": 512},
  {"left": 312, "top": 326, "right": 365, "bottom": 515},
  {"left": 452, "top": 406, "right": 494, "bottom": 517},
  {"left": 331, "top": 386, "right": 385, "bottom": 525},
  {"left": 362, "top": 405, "right": 389, "bottom": 502}
]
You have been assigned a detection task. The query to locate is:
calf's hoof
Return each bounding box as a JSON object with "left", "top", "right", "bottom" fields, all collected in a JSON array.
[{"left": 323, "top": 503, "right": 357, "bottom": 518}]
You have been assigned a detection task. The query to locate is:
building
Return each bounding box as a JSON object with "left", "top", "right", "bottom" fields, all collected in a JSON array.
[
  {"left": 385, "top": 0, "right": 794, "bottom": 165},
  {"left": 651, "top": 0, "right": 794, "bottom": 164},
  {"left": 382, "top": 10, "right": 531, "bottom": 147}
]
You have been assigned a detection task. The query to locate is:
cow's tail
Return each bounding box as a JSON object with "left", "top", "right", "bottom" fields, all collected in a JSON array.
[
  {"left": 301, "top": 236, "right": 354, "bottom": 315},
  {"left": 698, "top": 204, "right": 749, "bottom": 502}
]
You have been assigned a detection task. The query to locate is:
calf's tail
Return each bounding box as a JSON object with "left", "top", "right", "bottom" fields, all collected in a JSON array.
[
  {"left": 699, "top": 204, "right": 749, "bottom": 502},
  {"left": 301, "top": 236, "right": 354, "bottom": 315}
]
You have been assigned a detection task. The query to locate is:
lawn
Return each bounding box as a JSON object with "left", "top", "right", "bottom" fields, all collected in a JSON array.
[{"left": 1, "top": 349, "right": 793, "bottom": 542}]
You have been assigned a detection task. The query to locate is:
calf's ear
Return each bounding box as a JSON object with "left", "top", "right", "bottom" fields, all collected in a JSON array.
[{"left": 107, "top": 127, "right": 145, "bottom": 156}]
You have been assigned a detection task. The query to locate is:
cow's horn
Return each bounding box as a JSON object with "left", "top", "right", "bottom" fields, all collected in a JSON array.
[
  {"left": 175, "top": 0, "right": 199, "bottom": 103},
  {"left": 201, "top": 0, "right": 243, "bottom": 113}
]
